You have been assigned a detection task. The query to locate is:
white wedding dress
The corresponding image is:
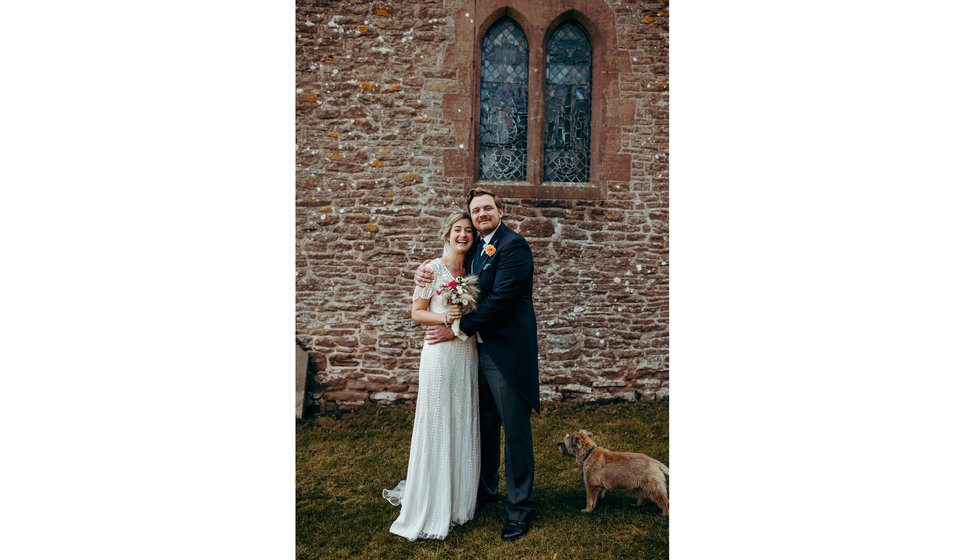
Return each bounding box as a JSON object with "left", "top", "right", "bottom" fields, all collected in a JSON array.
[{"left": 383, "top": 259, "right": 480, "bottom": 541}]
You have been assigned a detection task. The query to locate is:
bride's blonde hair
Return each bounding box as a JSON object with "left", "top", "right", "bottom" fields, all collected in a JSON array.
[
  {"left": 439, "top": 211, "right": 472, "bottom": 240},
  {"left": 439, "top": 211, "right": 472, "bottom": 256}
]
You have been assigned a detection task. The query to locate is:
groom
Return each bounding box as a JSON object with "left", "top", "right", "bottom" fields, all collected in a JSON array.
[{"left": 416, "top": 188, "right": 540, "bottom": 541}]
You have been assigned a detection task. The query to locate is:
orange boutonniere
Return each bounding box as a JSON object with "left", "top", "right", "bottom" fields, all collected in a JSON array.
[{"left": 485, "top": 244, "right": 496, "bottom": 257}]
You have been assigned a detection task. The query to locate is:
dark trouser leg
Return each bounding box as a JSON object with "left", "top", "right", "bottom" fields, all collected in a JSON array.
[
  {"left": 478, "top": 344, "right": 534, "bottom": 522},
  {"left": 477, "top": 355, "right": 501, "bottom": 503}
]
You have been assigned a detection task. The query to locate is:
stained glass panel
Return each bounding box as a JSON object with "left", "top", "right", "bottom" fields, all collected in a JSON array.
[
  {"left": 479, "top": 19, "right": 528, "bottom": 182},
  {"left": 545, "top": 22, "right": 592, "bottom": 183}
]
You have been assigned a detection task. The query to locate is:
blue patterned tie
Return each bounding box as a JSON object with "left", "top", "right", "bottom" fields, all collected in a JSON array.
[{"left": 472, "top": 239, "right": 485, "bottom": 274}]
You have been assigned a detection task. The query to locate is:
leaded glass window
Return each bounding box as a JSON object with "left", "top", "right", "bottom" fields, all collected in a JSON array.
[
  {"left": 545, "top": 22, "right": 592, "bottom": 183},
  {"left": 479, "top": 19, "right": 528, "bottom": 182}
]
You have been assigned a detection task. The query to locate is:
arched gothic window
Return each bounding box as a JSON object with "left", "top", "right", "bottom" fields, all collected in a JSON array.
[
  {"left": 544, "top": 21, "right": 592, "bottom": 183},
  {"left": 479, "top": 18, "right": 529, "bottom": 182},
  {"left": 460, "top": 5, "right": 625, "bottom": 199}
]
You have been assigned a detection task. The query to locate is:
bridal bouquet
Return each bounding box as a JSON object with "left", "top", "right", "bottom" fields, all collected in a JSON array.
[{"left": 436, "top": 275, "right": 479, "bottom": 313}]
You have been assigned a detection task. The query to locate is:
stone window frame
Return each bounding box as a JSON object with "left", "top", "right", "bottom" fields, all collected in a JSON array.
[{"left": 442, "top": 1, "right": 632, "bottom": 201}]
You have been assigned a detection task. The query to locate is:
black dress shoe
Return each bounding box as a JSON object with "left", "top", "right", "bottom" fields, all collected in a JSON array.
[{"left": 501, "top": 520, "right": 530, "bottom": 541}]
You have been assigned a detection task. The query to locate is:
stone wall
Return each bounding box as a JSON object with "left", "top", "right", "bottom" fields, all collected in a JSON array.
[{"left": 295, "top": 0, "right": 669, "bottom": 413}]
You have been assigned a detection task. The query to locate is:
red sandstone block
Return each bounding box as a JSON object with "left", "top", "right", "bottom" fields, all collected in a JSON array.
[
  {"left": 322, "top": 390, "right": 369, "bottom": 402},
  {"left": 316, "top": 377, "right": 347, "bottom": 390},
  {"left": 345, "top": 379, "right": 387, "bottom": 391},
  {"left": 422, "top": 79, "right": 457, "bottom": 93},
  {"left": 329, "top": 354, "right": 359, "bottom": 367}
]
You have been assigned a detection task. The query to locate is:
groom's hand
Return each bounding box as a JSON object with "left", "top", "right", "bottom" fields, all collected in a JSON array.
[
  {"left": 414, "top": 260, "right": 433, "bottom": 287},
  {"left": 424, "top": 324, "right": 454, "bottom": 345}
]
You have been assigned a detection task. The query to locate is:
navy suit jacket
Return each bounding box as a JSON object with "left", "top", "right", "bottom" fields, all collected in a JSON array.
[{"left": 459, "top": 223, "right": 540, "bottom": 411}]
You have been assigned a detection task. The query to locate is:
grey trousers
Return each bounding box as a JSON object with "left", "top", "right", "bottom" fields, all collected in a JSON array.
[{"left": 477, "top": 344, "right": 534, "bottom": 522}]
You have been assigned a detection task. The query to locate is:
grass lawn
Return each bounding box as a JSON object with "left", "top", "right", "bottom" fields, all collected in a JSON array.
[{"left": 296, "top": 400, "right": 669, "bottom": 559}]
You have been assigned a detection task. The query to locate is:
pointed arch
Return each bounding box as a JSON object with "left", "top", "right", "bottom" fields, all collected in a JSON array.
[
  {"left": 446, "top": 0, "right": 632, "bottom": 200},
  {"left": 544, "top": 20, "right": 592, "bottom": 183},
  {"left": 478, "top": 18, "right": 529, "bottom": 182}
]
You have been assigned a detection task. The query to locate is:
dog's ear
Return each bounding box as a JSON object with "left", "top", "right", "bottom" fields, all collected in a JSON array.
[{"left": 584, "top": 430, "right": 593, "bottom": 437}]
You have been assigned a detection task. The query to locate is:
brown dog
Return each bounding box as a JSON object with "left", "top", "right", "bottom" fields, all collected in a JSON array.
[{"left": 558, "top": 430, "right": 669, "bottom": 514}]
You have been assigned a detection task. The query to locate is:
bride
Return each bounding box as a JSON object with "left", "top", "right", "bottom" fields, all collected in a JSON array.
[{"left": 383, "top": 211, "right": 481, "bottom": 541}]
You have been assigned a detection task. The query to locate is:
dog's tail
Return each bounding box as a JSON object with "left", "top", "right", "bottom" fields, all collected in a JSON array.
[{"left": 656, "top": 462, "right": 670, "bottom": 515}]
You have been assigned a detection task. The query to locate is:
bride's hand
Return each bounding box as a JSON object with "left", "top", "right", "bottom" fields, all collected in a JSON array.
[{"left": 445, "top": 305, "right": 463, "bottom": 322}]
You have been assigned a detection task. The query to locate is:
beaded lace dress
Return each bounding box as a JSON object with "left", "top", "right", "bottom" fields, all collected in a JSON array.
[{"left": 383, "top": 259, "right": 480, "bottom": 541}]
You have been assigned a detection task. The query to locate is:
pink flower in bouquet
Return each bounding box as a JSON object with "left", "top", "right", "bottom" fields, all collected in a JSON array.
[{"left": 436, "top": 275, "right": 479, "bottom": 313}]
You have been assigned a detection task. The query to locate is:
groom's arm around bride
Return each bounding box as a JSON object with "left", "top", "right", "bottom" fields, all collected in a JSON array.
[{"left": 418, "top": 188, "right": 540, "bottom": 541}]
